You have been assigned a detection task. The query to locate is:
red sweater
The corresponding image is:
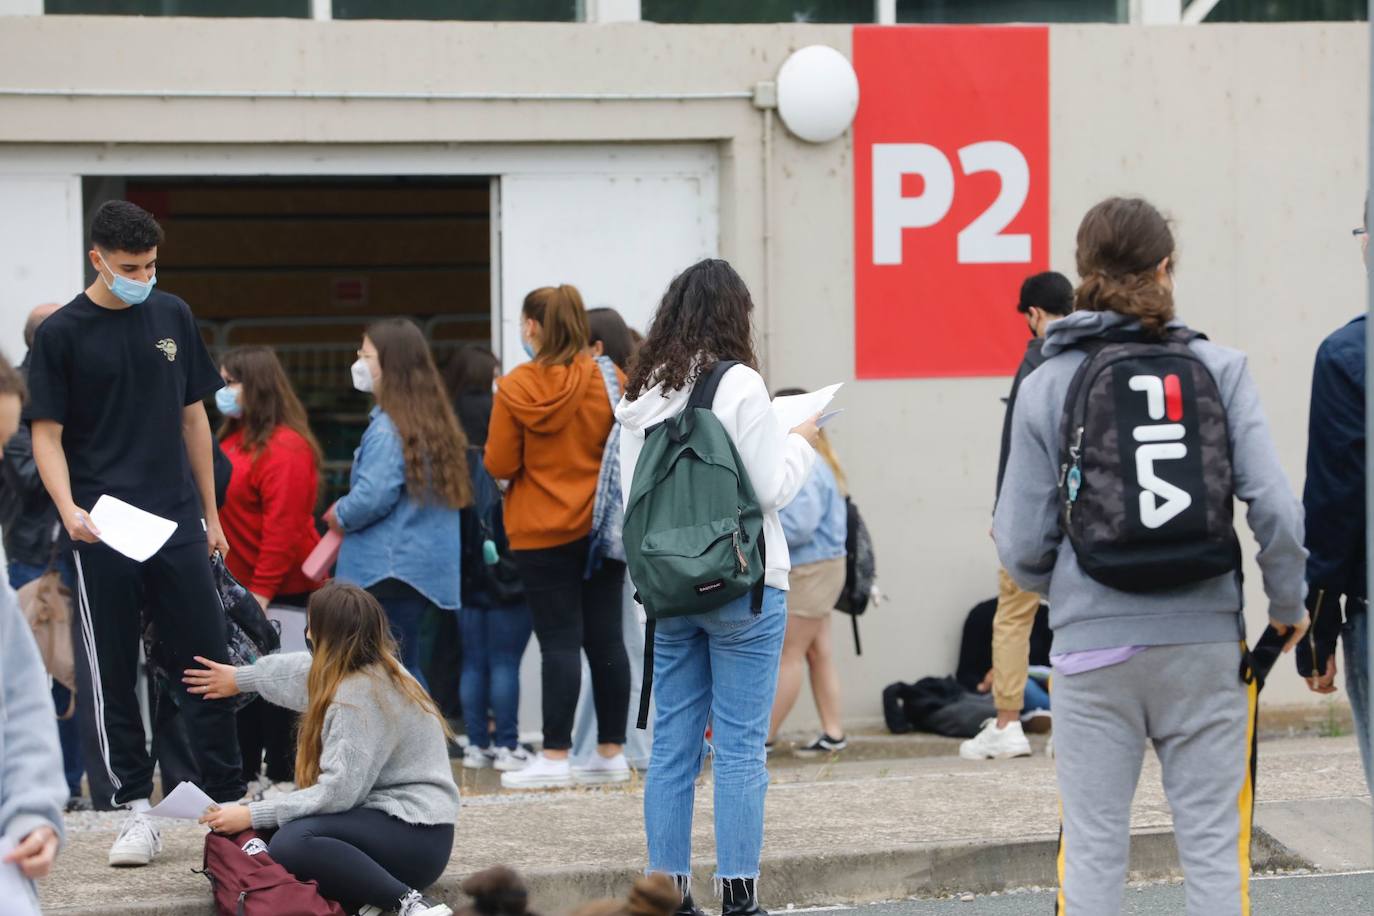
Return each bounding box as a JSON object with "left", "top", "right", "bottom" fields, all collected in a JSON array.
[{"left": 220, "top": 427, "right": 322, "bottom": 601}]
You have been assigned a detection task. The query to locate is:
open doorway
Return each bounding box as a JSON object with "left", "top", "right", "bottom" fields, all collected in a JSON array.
[{"left": 84, "top": 175, "right": 493, "bottom": 505}]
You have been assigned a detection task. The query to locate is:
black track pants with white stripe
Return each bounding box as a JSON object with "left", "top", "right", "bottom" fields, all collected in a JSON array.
[{"left": 68, "top": 539, "right": 244, "bottom": 809}]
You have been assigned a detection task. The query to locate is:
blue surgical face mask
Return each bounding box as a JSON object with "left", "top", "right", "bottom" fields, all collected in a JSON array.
[
  {"left": 522, "top": 340, "right": 536, "bottom": 360},
  {"left": 215, "top": 385, "right": 242, "bottom": 418},
  {"left": 98, "top": 253, "right": 156, "bottom": 306}
]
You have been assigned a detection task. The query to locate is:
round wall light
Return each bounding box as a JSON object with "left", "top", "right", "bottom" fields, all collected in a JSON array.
[{"left": 776, "top": 44, "right": 860, "bottom": 144}]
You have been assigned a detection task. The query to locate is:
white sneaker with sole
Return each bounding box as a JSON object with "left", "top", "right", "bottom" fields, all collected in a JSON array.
[
  {"left": 462, "top": 745, "right": 494, "bottom": 770},
  {"left": 493, "top": 746, "right": 532, "bottom": 772},
  {"left": 397, "top": 889, "right": 453, "bottom": 916},
  {"left": 500, "top": 753, "right": 572, "bottom": 790},
  {"left": 108, "top": 812, "right": 163, "bottom": 867},
  {"left": 959, "top": 719, "right": 1032, "bottom": 760},
  {"left": 572, "top": 752, "right": 631, "bottom": 785}
]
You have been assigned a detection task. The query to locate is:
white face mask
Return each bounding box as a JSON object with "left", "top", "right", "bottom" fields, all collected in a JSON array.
[{"left": 351, "top": 358, "right": 375, "bottom": 394}]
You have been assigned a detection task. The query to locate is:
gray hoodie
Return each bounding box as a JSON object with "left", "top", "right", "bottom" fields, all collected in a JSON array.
[
  {"left": 0, "top": 581, "right": 66, "bottom": 859},
  {"left": 993, "top": 310, "right": 1306, "bottom": 653}
]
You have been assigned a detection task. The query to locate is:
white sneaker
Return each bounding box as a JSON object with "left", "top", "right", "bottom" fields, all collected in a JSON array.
[
  {"left": 959, "top": 719, "right": 1032, "bottom": 761},
  {"left": 492, "top": 746, "right": 532, "bottom": 772},
  {"left": 397, "top": 889, "right": 453, "bottom": 916},
  {"left": 462, "top": 745, "right": 494, "bottom": 770},
  {"left": 572, "top": 752, "right": 631, "bottom": 786},
  {"left": 108, "top": 812, "right": 163, "bottom": 867},
  {"left": 500, "top": 753, "right": 572, "bottom": 790}
]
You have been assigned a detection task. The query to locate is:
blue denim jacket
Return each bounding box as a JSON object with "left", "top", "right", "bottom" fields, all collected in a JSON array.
[
  {"left": 780, "top": 459, "right": 847, "bottom": 567},
  {"left": 334, "top": 408, "right": 462, "bottom": 609}
]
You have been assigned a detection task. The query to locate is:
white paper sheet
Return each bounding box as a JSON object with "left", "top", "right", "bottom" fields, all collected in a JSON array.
[
  {"left": 88, "top": 495, "right": 178, "bottom": 563},
  {"left": 0, "top": 838, "right": 42, "bottom": 916},
  {"left": 146, "top": 781, "right": 219, "bottom": 821},
  {"left": 771, "top": 383, "right": 842, "bottom": 432}
]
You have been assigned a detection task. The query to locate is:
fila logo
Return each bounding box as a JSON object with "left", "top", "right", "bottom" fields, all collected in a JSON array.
[{"left": 1128, "top": 373, "right": 1192, "bottom": 529}]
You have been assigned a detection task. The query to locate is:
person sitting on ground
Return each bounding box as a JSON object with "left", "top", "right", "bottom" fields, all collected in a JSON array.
[
  {"left": 766, "top": 388, "right": 850, "bottom": 757},
  {"left": 962, "top": 271, "right": 1073, "bottom": 761},
  {"left": 185, "top": 581, "right": 460, "bottom": 916},
  {"left": 0, "top": 353, "right": 67, "bottom": 908},
  {"left": 567, "top": 874, "right": 678, "bottom": 916}
]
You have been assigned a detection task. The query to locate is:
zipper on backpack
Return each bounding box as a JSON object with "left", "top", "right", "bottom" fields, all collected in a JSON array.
[
  {"left": 1064, "top": 426, "right": 1085, "bottom": 523},
  {"left": 730, "top": 508, "right": 752, "bottom": 574}
]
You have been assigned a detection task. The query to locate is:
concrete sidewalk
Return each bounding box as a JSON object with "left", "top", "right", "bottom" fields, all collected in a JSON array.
[{"left": 39, "top": 735, "right": 1371, "bottom": 914}]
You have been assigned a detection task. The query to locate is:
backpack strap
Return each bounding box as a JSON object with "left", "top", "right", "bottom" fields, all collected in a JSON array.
[
  {"left": 636, "top": 618, "right": 655, "bottom": 731},
  {"left": 686, "top": 360, "right": 739, "bottom": 412}
]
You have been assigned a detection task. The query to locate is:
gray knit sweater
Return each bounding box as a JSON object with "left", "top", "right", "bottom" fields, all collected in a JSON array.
[{"left": 237, "top": 653, "right": 460, "bottom": 830}]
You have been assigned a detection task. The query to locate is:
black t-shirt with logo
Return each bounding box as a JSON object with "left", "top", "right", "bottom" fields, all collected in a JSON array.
[{"left": 24, "top": 290, "right": 223, "bottom": 549}]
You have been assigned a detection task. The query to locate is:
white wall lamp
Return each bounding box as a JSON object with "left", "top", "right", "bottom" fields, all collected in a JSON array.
[{"left": 774, "top": 45, "right": 860, "bottom": 144}]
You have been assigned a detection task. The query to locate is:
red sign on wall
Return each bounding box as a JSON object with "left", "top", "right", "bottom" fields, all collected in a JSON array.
[{"left": 853, "top": 26, "right": 1050, "bottom": 379}]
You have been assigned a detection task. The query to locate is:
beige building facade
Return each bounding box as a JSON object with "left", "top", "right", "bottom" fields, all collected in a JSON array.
[{"left": 0, "top": 16, "right": 1366, "bottom": 726}]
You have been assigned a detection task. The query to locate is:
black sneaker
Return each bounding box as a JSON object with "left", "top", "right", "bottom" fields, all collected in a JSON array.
[{"left": 794, "top": 733, "right": 847, "bottom": 757}]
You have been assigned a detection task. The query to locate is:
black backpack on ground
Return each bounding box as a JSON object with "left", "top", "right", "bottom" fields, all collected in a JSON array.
[
  {"left": 832, "top": 497, "right": 876, "bottom": 654},
  {"left": 1058, "top": 327, "right": 1239, "bottom": 592}
]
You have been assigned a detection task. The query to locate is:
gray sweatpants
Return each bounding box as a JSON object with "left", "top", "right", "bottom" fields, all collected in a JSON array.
[{"left": 1053, "top": 642, "right": 1257, "bottom": 916}]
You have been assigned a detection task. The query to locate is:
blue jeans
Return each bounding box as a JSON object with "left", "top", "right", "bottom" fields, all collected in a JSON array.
[
  {"left": 370, "top": 582, "right": 431, "bottom": 692},
  {"left": 460, "top": 605, "right": 533, "bottom": 749},
  {"left": 1344, "top": 609, "right": 1372, "bottom": 794},
  {"left": 9, "top": 558, "right": 83, "bottom": 797},
  {"left": 1023, "top": 675, "right": 1051, "bottom": 713},
  {"left": 644, "top": 587, "right": 786, "bottom": 881}
]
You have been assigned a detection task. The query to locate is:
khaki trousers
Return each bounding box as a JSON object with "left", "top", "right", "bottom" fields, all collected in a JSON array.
[{"left": 992, "top": 567, "right": 1042, "bottom": 712}]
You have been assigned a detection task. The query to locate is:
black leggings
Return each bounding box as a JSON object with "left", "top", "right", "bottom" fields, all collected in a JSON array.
[
  {"left": 269, "top": 808, "right": 454, "bottom": 909},
  {"left": 512, "top": 538, "right": 629, "bottom": 750}
]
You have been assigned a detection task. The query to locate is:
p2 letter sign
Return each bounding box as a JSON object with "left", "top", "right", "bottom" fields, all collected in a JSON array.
[{"left": 853, "top": 26, "right": 1049, "bottom": 379}]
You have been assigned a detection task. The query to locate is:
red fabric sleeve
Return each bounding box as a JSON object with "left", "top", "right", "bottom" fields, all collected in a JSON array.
[{"left": 250, "top": 432, "right": 320, "bottom": 601}]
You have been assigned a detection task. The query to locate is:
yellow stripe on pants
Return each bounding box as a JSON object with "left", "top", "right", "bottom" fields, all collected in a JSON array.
[{"left": 1236, "top": 666, "right": 1258, "bottom": 916}]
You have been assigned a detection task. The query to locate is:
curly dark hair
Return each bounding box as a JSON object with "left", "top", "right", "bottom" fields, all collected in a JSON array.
[
  {"left": 625, "top": 259, "right": 758, "bottom": 401},
  {"left": 90, "top": 200, "right": 164, "bottom": 253}
]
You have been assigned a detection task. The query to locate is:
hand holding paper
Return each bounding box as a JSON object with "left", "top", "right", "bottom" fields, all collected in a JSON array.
[
  {"left": 88, "top": 495, "right": 177, "bottom": 563},
  {"left": 772, "top": 383, "right": 842, "bottom": 433}
]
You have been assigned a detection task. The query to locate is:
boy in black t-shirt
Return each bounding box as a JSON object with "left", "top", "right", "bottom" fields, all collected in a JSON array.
[{"left": 25, "top": 200, "right": 244, "bottom": 867}]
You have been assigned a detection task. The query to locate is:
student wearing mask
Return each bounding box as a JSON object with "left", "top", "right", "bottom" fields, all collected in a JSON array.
[
  {"left": 485, "top": 285, "right": 631, "bottom": 790},
  {"left": 325, "top": 319, "right": 470, "bottom": 690},
  {"left": 962, "top": 271, "right": 1074, "bottom": 761},
  {"left": 995, "top": 198, "right": 1307, "bottom": 915},
  {"left": 617, "top": 259, "right": 818, "bottom": 916},
  {"left": 217, "top": 345, "right": 323, "bottom": 797},
  {"left": 444, "top": 344, "right": 533, "bottom": 773},
  {"left": 0, "top": 353, "right": 67, "bottom": 908},
  {"left": 766, "top": 388, "right": 849, "bottom": 757},
  {"left": 27, "top": 200, "right": 243, "bottom": 866},
  {"left": 186, "top": 582, "right": 459, "bottom": 916}
]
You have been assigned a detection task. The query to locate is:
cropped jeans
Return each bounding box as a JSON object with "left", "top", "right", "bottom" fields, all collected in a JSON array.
[{"left": 644, "top": 586, "right": 786, "bottom": 882}]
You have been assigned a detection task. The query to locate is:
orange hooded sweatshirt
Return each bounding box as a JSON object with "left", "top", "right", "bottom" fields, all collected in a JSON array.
[{"left": 484, "top": 354, "right": 622, "bottom": 551}]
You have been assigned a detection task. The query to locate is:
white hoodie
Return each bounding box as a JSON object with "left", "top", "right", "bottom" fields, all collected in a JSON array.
[{"left": 616, "top": 363, "right": 815, "bottom": 590}]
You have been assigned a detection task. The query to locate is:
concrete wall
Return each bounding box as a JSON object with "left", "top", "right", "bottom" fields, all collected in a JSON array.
[{"left": 0, "top": 17, "right": 1366, "bottom": 724}]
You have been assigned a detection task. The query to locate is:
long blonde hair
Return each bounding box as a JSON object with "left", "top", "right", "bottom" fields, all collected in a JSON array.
[{"left": 295, "top": 582, "right": 450, "bottom": 788}]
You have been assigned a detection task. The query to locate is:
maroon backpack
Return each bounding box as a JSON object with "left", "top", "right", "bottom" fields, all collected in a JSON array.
[{"left": 200, "top": 830, "right": 346, "bottom": 916}]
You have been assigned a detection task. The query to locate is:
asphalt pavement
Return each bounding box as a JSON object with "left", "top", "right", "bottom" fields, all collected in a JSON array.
[{"left": 800, "top": 871, "right": 1374, "bottom": 915}]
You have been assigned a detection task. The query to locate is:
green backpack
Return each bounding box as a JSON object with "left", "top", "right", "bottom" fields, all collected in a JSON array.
[{"left": 624, "top": 360, "right": 766, "bottom": 728}]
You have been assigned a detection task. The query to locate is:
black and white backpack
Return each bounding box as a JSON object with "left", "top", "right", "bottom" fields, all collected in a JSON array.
[{"left": 1057, "top": 327, "right": 1240, "bottom": 592}]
